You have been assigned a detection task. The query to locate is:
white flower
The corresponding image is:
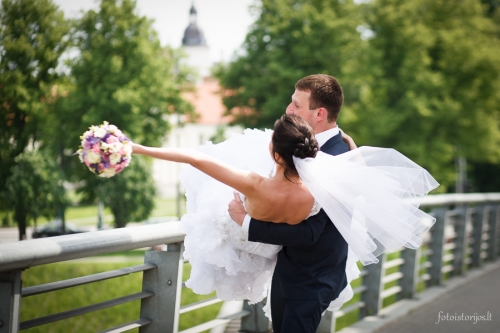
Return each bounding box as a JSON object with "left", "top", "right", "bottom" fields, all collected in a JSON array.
[
  {"left": 123, "top": 143, "right": 132, "bottom": 156},
  {"left": 108, "top": 124, "right": 118, "bottom": 133},
  {"left": 83, "top": 130, "right": 93, "bottom": 138},
  {"left": 100, "top": 142, "right": 110, "bottom": 152},
  {"left": 109, "top": 152, "right": 121, "bottom": 165},
  {"left": 99, "top": 168, "right": 116, "bottom": 178},
  {"left": 108, "top": 142, "right": 122, "bottom": 153},
  {"left": 93, "top": 127, "right": 107, "bottom": 138},
  {"left": 85, "top": 151, "right": 101, "bottom": 164}
]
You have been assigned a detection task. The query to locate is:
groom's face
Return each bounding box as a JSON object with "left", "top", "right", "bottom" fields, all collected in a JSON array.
[{"left": 286, "top": 89, "right": 317, "bottom": 129}]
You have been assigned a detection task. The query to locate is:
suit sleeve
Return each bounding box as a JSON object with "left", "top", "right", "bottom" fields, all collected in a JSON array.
[{"left": 248, "top": 210, "right": 329, "bottom": 248}]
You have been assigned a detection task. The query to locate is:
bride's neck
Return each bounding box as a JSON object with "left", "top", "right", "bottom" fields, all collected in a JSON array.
[{"left": 273, "top": 163, "right": 301, "bottom": 183}]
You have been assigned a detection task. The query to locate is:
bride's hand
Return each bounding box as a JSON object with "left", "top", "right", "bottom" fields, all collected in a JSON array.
[{"left": 340, "top": 129, "right": 357, "bottom": 150}]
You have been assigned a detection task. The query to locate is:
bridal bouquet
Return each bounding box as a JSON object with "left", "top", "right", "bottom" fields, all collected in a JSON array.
[{"left": 76, "top": 121, "right": 132, "bottom": 178}]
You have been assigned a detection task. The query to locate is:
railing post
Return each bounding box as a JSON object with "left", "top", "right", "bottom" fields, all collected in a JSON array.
[
  {"left": 452, "top": 206, "right": 468, "bottom": 276},
  {"left": 359, "top": 253, "right": 385, "bottom": 318},
  {"left": 0, "top": 270, "right": 22, "bottom": 333},
  {"left": 399, "top": 248, "right": 420, "bottom": 299},
  {"left": 240, "top": 300, "right": 271, "bottom": 333},
  {"left": 427, "top": 208, "right": 446, "bottom": 286},
  {"left": 486, "top": 205, "right": 499, "bottom": 261},
  {"left": 470, "top": 206, "right": 486, "bottom": 268},
  {"left": 317, "top": 309, "right": 335, "bottom": 333},
  {"left": 140, "top": 243, "right": 184, "bottom": 333}
]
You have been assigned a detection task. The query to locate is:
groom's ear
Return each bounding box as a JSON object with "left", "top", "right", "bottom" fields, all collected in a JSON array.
[{"left": 316, "top": 107, "right": 328, "bottom": 122}]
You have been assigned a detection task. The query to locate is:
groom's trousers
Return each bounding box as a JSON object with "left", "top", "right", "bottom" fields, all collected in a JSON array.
[{"left": 270, "top": 272, "right": 331, "bottom": 333}]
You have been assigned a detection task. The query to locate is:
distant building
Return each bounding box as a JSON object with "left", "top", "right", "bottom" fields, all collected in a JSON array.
[
  {"left": 181, "top": 3, "right": 211, "bottom": 79},
  {"left": 152, "top": 3, "right": 242, "bottom": 199}
]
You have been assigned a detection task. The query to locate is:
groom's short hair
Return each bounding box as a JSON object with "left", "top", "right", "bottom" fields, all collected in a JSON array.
[{"left": 295, "top": 74, "right": 344, "bottom": 122}]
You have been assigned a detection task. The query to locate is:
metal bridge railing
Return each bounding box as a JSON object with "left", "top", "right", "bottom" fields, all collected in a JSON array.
[{"left": 1, "top": 193, "right": 500, "bottom": 333}]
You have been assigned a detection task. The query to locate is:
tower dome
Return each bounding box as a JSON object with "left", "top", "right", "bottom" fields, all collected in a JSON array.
[{"left": 182, "top": 4, "right": 207, "bottom": 46}]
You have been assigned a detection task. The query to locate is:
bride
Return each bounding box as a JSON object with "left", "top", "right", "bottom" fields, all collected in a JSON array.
[{"left": 131, "top": 114, "right": 438, "bottom": 309}]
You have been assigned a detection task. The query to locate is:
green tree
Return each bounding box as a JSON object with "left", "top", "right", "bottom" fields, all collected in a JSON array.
[
  {"left": 347, "top": 0, "right": 500, "bottom": 191},
  {"left": 78, "top": 156, "right": 156, "bottom": 228},
  {"left": 0, "top": 0, "right": 70, "bottom": 201},
  {"left": 5, "top": 150, "right": 68, "bottom": 240},
  {"left": 51, "top": 0, "right": 194, "bottom": 225},
  {"left": 215, "top": 0, "right": 365, "bottom": 128},
  {"left": 66, "top": 0, "right": 192, "bottom": 150}
]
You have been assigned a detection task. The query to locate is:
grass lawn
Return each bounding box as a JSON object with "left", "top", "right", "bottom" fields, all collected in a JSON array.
[
  {"left": 21, "top": 258, "right": 220, "bottom": 333},
  {"left": 1, "top": 197, "right": 187, "bottom": 229}
]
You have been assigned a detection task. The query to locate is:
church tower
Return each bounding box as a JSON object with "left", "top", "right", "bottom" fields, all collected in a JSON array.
[{"left": 181, "top": 3, "right": 211, "bottom": 78}]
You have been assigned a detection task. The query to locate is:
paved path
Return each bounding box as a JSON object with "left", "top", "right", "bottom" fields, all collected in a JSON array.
[
  {"left": 337, "top": 261, "right": 500, "bottom": 333},
  {"left": 375, "top": 266, "right": 500, "bottom": 333}
]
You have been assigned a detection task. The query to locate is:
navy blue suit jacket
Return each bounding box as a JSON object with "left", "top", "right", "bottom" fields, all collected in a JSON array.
[{"left": 248, "top": 133, "right": 349, "bottom": 301}]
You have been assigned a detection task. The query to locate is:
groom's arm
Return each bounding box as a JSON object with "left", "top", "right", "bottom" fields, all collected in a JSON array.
[
  {"left": 247, "top": 211, "right": 329, "bottom": 248},
  {"left": 227, "top": 191, "right": 328, "bottom": 248}
]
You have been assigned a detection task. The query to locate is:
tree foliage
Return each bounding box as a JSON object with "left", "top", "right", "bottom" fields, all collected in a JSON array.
[
  {"left": 1, "top": 0, "right": 196, "bottom": 231},
  {"left": 79, "top": 156, "right": 156, "bottom": 228},
  {"left": 56, "top": 0, "right": 194, "bottom": 225},
  {"left": 215, "top": 0, "right": 365, "bottom": 128},
  {"left": 0, "top": 0, "right": 70, "bottom": 196},
  {"left": 65, "top": 0, "right": 193, "bottom": 151},
  {"left": 5, "top": 150, "right": 68, "bottom": 239},
  {"left": 348, "top": 0, "right": 500, "bottom": 191},
  {"left": 216, "top": 0, "right": 500, "bottom": 191}
]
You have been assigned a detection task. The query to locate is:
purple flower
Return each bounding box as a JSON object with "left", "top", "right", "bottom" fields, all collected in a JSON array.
[{"left": 86, "top": 136, "right": 101, "bottom": 145}]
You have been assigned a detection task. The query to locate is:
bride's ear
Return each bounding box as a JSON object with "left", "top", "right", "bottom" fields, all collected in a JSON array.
[{"left": 274, "top": 152, "right": 284, "bottom": 165}]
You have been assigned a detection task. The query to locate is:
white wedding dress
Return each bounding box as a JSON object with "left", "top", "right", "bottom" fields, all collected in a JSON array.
[{"left": 178, "top": 128, "right": 438, "bottom": 311}]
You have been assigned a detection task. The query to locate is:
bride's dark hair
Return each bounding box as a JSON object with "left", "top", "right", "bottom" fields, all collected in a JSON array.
[{"left": 272, "top": 114, "right": 319, "bottom": 182}]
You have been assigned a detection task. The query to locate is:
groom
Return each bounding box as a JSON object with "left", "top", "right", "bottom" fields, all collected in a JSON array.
[{"left": 229, "top": 74, "right": 349, "bottom": 333}]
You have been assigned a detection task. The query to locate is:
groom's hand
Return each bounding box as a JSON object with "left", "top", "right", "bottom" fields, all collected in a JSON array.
[{"left": 228, "top": 191, "right": 246, "bottom": 226}]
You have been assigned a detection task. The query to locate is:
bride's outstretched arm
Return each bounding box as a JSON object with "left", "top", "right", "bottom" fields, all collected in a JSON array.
[{"left": 131, "top": 143, "right": 262, "bottom": 196}]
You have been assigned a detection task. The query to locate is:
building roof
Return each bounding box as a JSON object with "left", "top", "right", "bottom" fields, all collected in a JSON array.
[{"left": 182, "top": 4, "right": 207, "bottom": 46}]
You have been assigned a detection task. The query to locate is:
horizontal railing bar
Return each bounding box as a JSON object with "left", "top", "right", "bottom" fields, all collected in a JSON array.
[
  {"left": 442, "top": 253, "right": 455, "bottom": 262},
  {"left": 418, "top": 193, "right": 500, "bottom": 208},
  {"left": 352, "top": 285, "right": 368, "bottom": 295},
  {"left": 381, "top": 286, "right": 402, "bottom": 299},
  {"left": 420, "top": 261, "right": 432, "bottom": 270},
  {"left": 465, "top": 258, "right": 473, "bottom": 264},
  {"left": 383, "top": 258, "right": 405, "bottom": 270},
  {"left": 19, "top": 291, "right": 153, "bottom": 330},
  {"left": 359, "top": 270, "right": 368, "bottom": 277},
  {"left": 179, "top": 297, "right": 224, "bottom": 314},
  {"left": 382, "top": 272, "right": 404, "bottom": 284},
  {"left": 178, "top": 310, "right": 251, "bottom": 333},
  {"left": 419, "top": 273, "right": 431, "bottom": 281},
  {"left": 445, "top": 232, "right": 457, "bottom": 239},
  {"left": 441, "top": 265, "right": 454, "bottom": 273},
  {"left": 97, "top": 319, "right": 152, "bottom": 333},
  {"left": 22, "top": 263, "right": 156, "bottom": 297},
  {"left": 443, "top": 243, "right": 456, "bottom": 251},
  {"left": 334, "top": 302, "right": 366, "bottom": 318},
  {"left": 0, "top": 222, "right": 185, "bottom": 272}
]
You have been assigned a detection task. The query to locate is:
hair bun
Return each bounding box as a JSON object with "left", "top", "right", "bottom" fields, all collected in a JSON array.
[{"left": 293, "top": 136, "right": 318, "bottom": 159}]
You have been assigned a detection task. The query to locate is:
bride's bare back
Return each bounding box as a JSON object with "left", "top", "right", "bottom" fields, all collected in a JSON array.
[{"left": 244, "top": 175, "right": 315, "bottom": 225}]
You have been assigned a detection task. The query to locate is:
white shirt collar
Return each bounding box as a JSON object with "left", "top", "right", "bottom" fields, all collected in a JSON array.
[{"left": 315, "top": 126, "right": 339, "bottom": 147}]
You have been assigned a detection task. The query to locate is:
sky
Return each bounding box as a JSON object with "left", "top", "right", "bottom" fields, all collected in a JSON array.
[{"left": 53, "top": 0, "right": 259, "bottom": 62}]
